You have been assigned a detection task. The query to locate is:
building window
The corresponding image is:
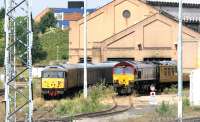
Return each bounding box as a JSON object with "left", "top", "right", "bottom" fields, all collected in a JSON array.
[
  {"left": 122, "top": 10, "right": 131, "bottom": 19},
  {"left": 107, "top": 58, "right": 134, "bottom": 62},
  {"left": 54, "top": 13, "right": 63, "bottom": 20},
  {"left": 79, "top": 57, "right": 92, "bottom": 63}
]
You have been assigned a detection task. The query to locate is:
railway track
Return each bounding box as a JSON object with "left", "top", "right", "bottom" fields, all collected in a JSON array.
[
  {"left": 32, "top": 96, "right": 133, "bottom": 122},
  {"left": 173, "top": 117, "right": 200, "bottom": 122}
]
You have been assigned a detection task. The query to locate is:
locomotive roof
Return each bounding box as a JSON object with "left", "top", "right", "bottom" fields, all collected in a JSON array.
[
  {"left": 42, "top": 62, "right": 118, "bottom": 72},
  {"left": 67, "top": 62, "right": 118, "bottom": 69},
  {"left": 152, "top": 60, "right": 177, "bottom": 65},
  {"left": 114, "top": 61, "right": 156, "bottom": 69}
]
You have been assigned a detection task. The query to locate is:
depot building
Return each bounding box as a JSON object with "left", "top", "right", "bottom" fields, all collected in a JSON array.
[{"left": 68, "top": 0, "right": 200, "bottom": 73}]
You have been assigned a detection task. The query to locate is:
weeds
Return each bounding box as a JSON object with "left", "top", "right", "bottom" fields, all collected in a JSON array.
[
  {"left": 155, "top": 101, "right": 176, "bottom": 120},
  {"left": 54, "top": 83, "right": 114, "bottom": 116},
  {"left": 163, "top": 85, "right": 177, "bottom": 94},
  {"left": 183, "top": 97, "right": 190, "bottom": 109}
]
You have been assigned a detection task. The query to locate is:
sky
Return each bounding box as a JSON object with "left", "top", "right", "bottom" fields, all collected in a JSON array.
[{"left": 0, "top": 0, "right": 112, "bottom": 17}]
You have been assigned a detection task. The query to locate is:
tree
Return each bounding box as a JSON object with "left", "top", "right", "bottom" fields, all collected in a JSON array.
[
  {"left": 0, "top": 8, "right": 5, "bottom": 66},
  {"left": 32, "top": 22, "right": 47, "bottom": 64},
  {"left": 0, "top": 38, "right": 4, "bottom": 66},
  {"left": 39, "top": 11, "right": 57, "bottom": 33},
  {"left": 0, "top": 8, "right": 5, "bottom": 19},
  {"left": 0, "top": 20, "right": 3, "bottom": 39},
  {"left": 15, "top": 17, "right": 47, "bottom": 65},
  {"left": 0, "top": 8, "right": 4, "bottom": 39}
]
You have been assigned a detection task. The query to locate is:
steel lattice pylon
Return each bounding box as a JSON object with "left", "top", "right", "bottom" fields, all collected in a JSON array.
[{"left": 4, "top": 0, "right": 33, "bottom": 121}]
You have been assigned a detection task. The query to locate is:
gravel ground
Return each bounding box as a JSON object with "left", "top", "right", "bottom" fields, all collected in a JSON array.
[{"left": 74, "top": 94, "right": 177, "bottom": 122}]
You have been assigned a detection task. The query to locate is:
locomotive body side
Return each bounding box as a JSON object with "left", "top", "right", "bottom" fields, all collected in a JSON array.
[
  {"left": 113, "top": 61, "right": 158, "bottom": 94},
  {"left": 41, "top": 62, "right": 117, "bottom": 98},
  {"left": 113, "top": 61, "right": 190, "bottom": 94}
]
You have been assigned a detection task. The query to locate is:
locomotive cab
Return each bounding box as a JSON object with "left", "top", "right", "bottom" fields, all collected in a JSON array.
[
  {"left": 113, "top": 61, "right": 136, "bottom": 94},
  {"left": 113, "top": 61, "right": 157, "bottom": 94},
  {"left": 41, "top": 66, "right": 67, "bottom": 97}
]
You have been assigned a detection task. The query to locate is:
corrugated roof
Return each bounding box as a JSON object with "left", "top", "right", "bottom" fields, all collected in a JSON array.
[
  {"left": 157, "top": 6, "right": 200, "bottom": 22},
  {"left": 146, "top": 0, "right": 200, "bottom": 5}
]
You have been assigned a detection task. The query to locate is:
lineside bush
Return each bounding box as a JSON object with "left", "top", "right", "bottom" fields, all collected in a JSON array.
[
  {"left": 155, "top": 101, "right": 176, "bottom": 120},
  {"left": 54, "top": 83, "right": 114, "bottom": 116},
  {"left": 163, "top": 85, "right": 177, "bottom": 94}
]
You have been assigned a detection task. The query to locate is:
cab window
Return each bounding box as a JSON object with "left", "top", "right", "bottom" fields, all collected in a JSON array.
[
  {"left": 42, "top": 71, "right": 64, "bottom": 78},
  {"left": 124, "top": 67, "right": 133, "bottom": 74},
  {"left": 113, "top": 67, "right": 123, "bottom": 74}
]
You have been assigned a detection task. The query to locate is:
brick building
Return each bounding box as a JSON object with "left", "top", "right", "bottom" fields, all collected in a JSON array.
[{"left": 69, "top": 0, "right": 200, "bottom": 73}]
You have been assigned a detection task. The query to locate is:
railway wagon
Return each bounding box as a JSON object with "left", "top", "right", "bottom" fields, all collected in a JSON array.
[
  {"left": 113, "top": 61, "right": 189, "bottom": 94},
  {"left": 41, "top": 62, "right": 117, "bottom": 98}
]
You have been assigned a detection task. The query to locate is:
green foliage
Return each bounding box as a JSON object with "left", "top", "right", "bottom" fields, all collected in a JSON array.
[
  {"left": 163, "top": 85, "right": 177, "bottom": 94},
  {"left": 55, "top": 84, "right": 114, "bottom": 116},
  {"left": 39, "top": 11, "right": 57, "bottom": 33},
  {"left": 0, "top": 20, "right": 3, "bottom": 38},
  {"left": 0, "top": 8, "right": 5, "bottom": 19},
  {"left": 0, "top": 38, "right": 4, "bottom": 66},
  {"left": 183, "top": 97, "right": 190, "bottom": 109},
  {"left": 15, "top": 17, "right": 47, "bottom": 64},
  {"left": 0, "top": 8, "right": 4, "bottom": 39},
  {"left": 156, "top": 101, "right": 176, "bottom": 118},
  {"left": 32, "top": 22, "right": 47, "bottom": 64},
  {"left": 39, "top": 29, "right": 68, "bottom": 64}
]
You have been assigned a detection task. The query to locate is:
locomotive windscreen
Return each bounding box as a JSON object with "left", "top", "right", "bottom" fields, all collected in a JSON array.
[
  {"left": 113, "top": 66, "right": 133, "bottom": 74},
  {"left": 113, "top": 67, "right": 123, "bottom": 74},
  {"left": 42, "top": 71, "right": 64, "bottom": 78}
]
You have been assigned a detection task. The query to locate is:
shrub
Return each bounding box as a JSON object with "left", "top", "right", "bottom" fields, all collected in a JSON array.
[
  {"left": 156, "top": 101, "right": 176, "bottom": 118},
  {"left": 183, "top": 97, "right": 190, "bottom": 109},
  {"left": 163, "top": 85, "right": 177, "bottom": 94},
  {"left": 54, "top": 83, "right": 114, "bottom": 116}
]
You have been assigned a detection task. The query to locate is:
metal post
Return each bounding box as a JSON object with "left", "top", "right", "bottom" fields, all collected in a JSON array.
[
  {"left": 14, "top": 18, "right": 16, "bottom": 122},
  {"left": 4, "top": 0, "right": 10, "bottom": 121},
  {"left": 83, "top": 0, "right": 88, "bottom": 98},
  {"left": 4, "top": 0, "right": 33, "bottom": 121},
  {"left": 28, "top": 0, "right": 33, "bottom": 121},
  {"left": 178, "top": 0, "right": 183, "bottom": 121}
]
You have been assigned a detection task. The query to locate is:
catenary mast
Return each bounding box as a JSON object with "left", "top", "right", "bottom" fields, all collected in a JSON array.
[{"left": 4, "top": 0, "right": 33, "bottom": 121}]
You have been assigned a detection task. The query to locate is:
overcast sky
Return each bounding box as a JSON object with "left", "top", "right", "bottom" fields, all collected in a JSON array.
[{"left": 0, "top": 0, "right": 112, "bottom": 17}]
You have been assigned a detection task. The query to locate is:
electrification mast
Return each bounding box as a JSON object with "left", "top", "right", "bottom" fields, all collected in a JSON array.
[
  {"left": 178, "top": 0, "right": 183, "bottom": 121},
  {"left": 4, "top": 0, "right": 33, "bottom": 121}
]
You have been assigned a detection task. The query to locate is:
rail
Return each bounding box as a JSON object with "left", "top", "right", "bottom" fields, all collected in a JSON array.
[{"left": 30, "top": 96, "right": 133, "bottom": 122}]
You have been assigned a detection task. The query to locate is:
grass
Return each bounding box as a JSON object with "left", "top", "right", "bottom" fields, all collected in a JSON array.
[
  {"left": 163, "top": 85, "right": 177, "bottom": 94},
  {"left": 54, "top": 83, "right": 114, "bottom": 116},
  {"left": 155, "top": 101, "right": 176, "bottom": 119},
  {"left": 38, "top": 28, "right": 69, "bottom": 65}
]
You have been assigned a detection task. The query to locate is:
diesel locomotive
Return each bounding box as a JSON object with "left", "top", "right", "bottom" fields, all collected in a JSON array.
[
  {"left": 113, "top": 61, "right": 189, "bottom": 94},
  {"left": 41, "top": 62, "right": 117, "bottom": 98}
]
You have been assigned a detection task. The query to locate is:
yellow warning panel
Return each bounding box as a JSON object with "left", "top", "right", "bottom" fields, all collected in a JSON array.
[{"left": 42, "top": 78, "right": 65, "bottom": 89}]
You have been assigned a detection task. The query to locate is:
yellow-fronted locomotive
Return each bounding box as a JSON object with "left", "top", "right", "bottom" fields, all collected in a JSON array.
[
  {"left": 41, "top": 62, "right": 117, "bottom": 98},
  {"left": 113, "top": 61, "right": 189, "bottom": 94}
]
